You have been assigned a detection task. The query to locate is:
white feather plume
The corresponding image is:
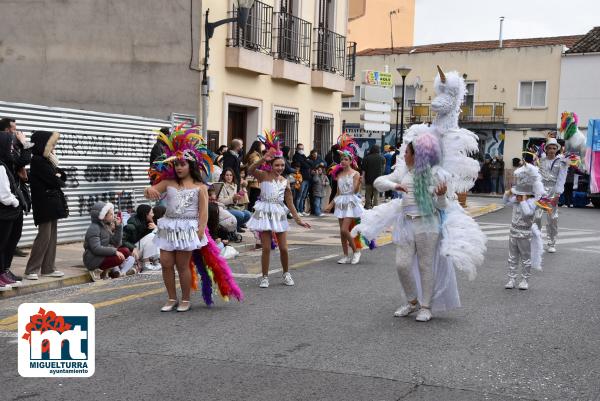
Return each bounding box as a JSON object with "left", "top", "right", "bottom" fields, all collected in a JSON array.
[{"left": 531, "top": 223, "right": 543, "bottom": 271}]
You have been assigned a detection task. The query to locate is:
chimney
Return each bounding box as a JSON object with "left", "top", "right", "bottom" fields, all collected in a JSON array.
[{"left": 499, "top": 16, "right": 505, "bottom": 48}]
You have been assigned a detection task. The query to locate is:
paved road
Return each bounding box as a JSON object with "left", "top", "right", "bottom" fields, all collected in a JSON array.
[{"left": 1, "top": 205, "right": 599, "bottom": 400}]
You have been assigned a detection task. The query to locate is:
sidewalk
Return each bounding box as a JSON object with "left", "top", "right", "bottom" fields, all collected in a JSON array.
[{"left": 2, "top": 196, "right": 502, "bottom": 298}]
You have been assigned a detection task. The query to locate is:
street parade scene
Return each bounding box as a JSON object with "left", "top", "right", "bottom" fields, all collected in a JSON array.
[{"left": 0, "top": 0, "right": 599, "bottom": 400}]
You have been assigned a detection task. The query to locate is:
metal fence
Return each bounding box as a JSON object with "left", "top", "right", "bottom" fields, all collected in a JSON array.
[
  {"left": 228, "top": 0, "right": 273, "bottom": 55},
  {"left": 274, "top": 109, "right": 299, "bottom": 151},
  {"left": 313, "top": 116, "right": 333, "bottom": 158},
  {"left": 312, "top": 27, "right": 346, "bottom": 76},
  {"left": 273, "top": 12, "right": 312, "bottom": 67},
  {"left": 0, "top": 101, "right": 170, "bottom": 246},
  {"left": 346, "top": 41, "right": 357, "bottom": 81}
]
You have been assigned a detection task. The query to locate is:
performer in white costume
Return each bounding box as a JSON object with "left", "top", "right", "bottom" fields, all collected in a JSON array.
[
  {"left": 352, "top": 66, "right": 487, "bottom": 321},
  {"left": 534, "top": 138, "right": 567, "bottom": 253},
  {"left": 503, "top": 162, "right": 544, "bottom": 290}
]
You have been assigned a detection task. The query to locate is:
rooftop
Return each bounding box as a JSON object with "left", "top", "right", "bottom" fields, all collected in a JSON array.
[
  {"left": 566, "top": 26, "right": 600, "bottom": 54},
  {"left": 357, "top": 35, "right": 584, "bottom": 56}
]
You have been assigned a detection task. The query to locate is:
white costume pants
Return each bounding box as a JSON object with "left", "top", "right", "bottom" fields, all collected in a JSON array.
[
  {"left": 137, "top": 232, "right": 159, "bottom": 260},
  {"left": 395, "top": 229, "right": 438, "bottom": 308},
  {"left": 508, "top": 235, "right": 531, "bottom": 279},
  {"left": 534, "top": 206, "right": 558, "bottom": 246}
]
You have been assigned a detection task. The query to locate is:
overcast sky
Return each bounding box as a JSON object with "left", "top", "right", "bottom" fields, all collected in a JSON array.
[{"left": 414, "top": 0, "right": 599, "bottom": 45}]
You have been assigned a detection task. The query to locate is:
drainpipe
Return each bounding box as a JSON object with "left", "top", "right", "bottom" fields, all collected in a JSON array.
[{"left": 499, "top": 16, "right": 504, "bottom": 48}]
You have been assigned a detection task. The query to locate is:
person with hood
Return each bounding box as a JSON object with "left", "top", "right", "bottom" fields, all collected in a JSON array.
[
  {"left": 122, "top": 204, "right": 161, "bottom": 271},
  {"left": 0, "top": 133, "right": 27, "bottom": 290},
  {"left": 83, "top": 201, "right": 135, "bottom": 280},
  {"left": 23, "top": 131, "right": 68, "bottom": 280}
]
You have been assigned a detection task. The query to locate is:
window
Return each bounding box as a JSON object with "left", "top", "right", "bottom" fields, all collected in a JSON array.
[
  {"left": 274, "top": 109, "right": 299, "bottom": 150},
  {"left": 342, "top": 86, "right": 361, "bottom": 109},
  {"left": 313, "top": 116, "right": 333, "bottom": 158},
  {"left": 519, "top": 81, "right": 547, "bottom": 108},
  {"left": 393, "top": 85, "right": 416, "bottom": 108},
  {"left": 464, "top": 83, "right": 475, "bottom": 106}
]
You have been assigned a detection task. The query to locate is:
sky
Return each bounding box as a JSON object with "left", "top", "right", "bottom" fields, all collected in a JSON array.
[{"left": 413, "top": 0, "right": 599, "bottom": 45}]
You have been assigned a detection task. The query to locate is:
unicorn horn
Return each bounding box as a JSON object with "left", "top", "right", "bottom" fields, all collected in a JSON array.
[{"left": 437, "top": 65, "right": 446, "bottom": 83}]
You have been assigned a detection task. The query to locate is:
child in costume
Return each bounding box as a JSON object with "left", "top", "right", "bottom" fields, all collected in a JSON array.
[
  {"left": 246, "top": 130, "right": 310, "bottom": 288},
  {"left": 324, "top": 133, "right": 365, "bottom": 265},
  {"left": 534, "top": 138, "right": 568, "bottom": 253},
  {"left": 504, "top": 162, "right": 544, "bottom": 290},
  {"left": 145, "top": 124, "right": 243, "bottom": 312}
]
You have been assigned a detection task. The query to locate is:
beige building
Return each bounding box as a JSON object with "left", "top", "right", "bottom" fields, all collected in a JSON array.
[
  {"left": 200, "top": 0, "right": 355, "bottom": 156},
  {"left": 347, "top": 0, "right": 415, "bottom": 51},
  {"left": 342, "top": 35, "right": 583, "bottom": 165}
]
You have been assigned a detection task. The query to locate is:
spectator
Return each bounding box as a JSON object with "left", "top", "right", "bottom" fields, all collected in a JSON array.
[
  {"left": 150, "top": 127, "right": 170, "bottom": 167},
  {"left": 290, "top": 162, "right": 303, "bottom": 201},
  {"left": 24, "top": 131, "right": 69, "bottom": 280},
  {"left": 222, "top": 139, "right": 243, "bottom": 183},
  {"left": 243, "top": 140, "right": 265, "bottom": 211},
  {"left": 311, "top": 166, "right": 329, "bottom": 216},
  {"left": 216, "top": 145, "right": 228, "bottom": 158},
  {"left": 361, "top": 144, "right": 386, "bottom": 209},
  {"left": 218, "top": 168, "right": 251, "bottom": 233},
  {"left": 325, "top": 144, "right": 341, "bottom": 207},
  {"left": 489, "top": 156, "right": 500, "bottom": 194},
  {"left": 1, "top": 118, "right": 33, "bottom": 257},
  {"left": 495, "top": 156, "right": 505, "bottom": 194},
  {"left": 281, "top": 145, "right": 295, "bottom": 175},
  {"left": 123, "top": 204, "right": 161, "bottom": 272},
  {"left": 0, "top": 133, "right": 27, "bottom": 290},
  {"left": 152, "top": 205, "right": 166, "bottom": 224},
  {"left": 309, "top": 149, "right": 326, "bottom": 168},
  {"left": 83, "top": 201, "right": 135, "bottom": 280},
  {"left": 208, "top": 188, "right": 239, "bottom": 243},
  {"left": 292, "top": 143, "right": 312, "bottom": 216},
  {"left": 481, "top": 155, "right": 492, "bottom": 193}
]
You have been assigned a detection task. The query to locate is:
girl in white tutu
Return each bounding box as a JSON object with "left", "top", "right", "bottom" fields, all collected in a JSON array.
[
  {"left": 324, "top": 133, "right": 364, "bottom": 265},
  {"left": 145, "top": 125, "right": 243, "bottom": 312},
  {"left": 246, "top": 131, "right": 310, "bottom": 288}
]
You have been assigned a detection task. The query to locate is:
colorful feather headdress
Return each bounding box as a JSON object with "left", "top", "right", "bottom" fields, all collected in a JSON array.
[
  {"left": 148, "top": 122, "right": 213, "bottom": 183},
  {"left": 258, "top": 129, "right": 283, "bottom": 157},
  {"left": 328, "top": 132, "right": 359, "bottom": 179},
  {"left": 559, "top": 112, "right": 578, "bottom": 140}
]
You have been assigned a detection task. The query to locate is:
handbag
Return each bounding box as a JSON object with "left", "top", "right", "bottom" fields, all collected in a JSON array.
[{"left": 46, "top": 188, "right": 70, "bottom": 219}]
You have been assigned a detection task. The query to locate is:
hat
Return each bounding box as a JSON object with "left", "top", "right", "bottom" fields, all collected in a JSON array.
[
  {"left": 545, "top": 138, "right": 560, "bottom": 149},
  {"left": 511, "top": 163, "right": 544, "bottom": 198}
]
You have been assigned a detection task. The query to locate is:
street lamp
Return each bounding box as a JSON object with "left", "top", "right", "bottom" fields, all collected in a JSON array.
[
  {"left": 393, "top": 95, "right": 402, "bottom": 149},
  {"left": 396, "top": 65, "right": 412, "bottom": 146},
  {"left": 201, "top": 0, "right": 255, "bottom": 137}
]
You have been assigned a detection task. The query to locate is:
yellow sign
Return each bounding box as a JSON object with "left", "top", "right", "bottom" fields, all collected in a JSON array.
[{"left": 363, "top": 70, "right": 393, "bottom": 87}]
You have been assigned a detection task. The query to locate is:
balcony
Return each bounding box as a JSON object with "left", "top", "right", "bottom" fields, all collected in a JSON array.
[
  {"left": 272, "top": 12, "right": 312, "bottom": 84},
  {"left": 411, "top": 102, "right": 507, "bottom": 126},
  {"left": 226, "top": 1, "right": 274, "bottom": 75},
  {"left": 343, "top": 41, "right": 357, "bottom": 97},
  {"left": 311, "top": 27, "right": 347, "bottom": 92}
]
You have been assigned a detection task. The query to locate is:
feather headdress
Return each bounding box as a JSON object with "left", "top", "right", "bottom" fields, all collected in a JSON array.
[
  {"left": 512, "top": 162, "right": 544, "bottom": 199},
  {"left": 559, "top": 111, "right": 578, "bottom": 140},
  {"left": 329, "top": 133, "right": 359, "bottom": 179},
  {"left": 258, "top": 129, "right": 283, "bottom": 158},
  {"left": 148, "top": 122, "right": 213, "bottom": 183}
]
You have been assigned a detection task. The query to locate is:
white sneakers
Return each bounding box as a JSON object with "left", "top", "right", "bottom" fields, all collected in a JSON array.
[
  {"left": 415, "top": 308, "right": 432, "bottom": 322},
  {"left": 282, "top": 272, "right": 295, "bottom": 286},
  {"left": 259, "top": 276, "right": 269, "bottom": 288},
  {"left": 143, "top": 260, "right": 162, "bottom": 271},
  {"left": 505, "top": 278, "right": 516, "bottom": 289},
  {"left": 24, "top": 273, "right": 39, "bottom": 280},
  {"left": 547, "top": 246, "right": 556, "bottom": 253},
  {"left": 338, "top": 252, "right": 361, "bottom": 265},
  {"left": 518, "top": 279, "right": 529, "bottom": 290},
  {"left": 394, "top": 303, "right": 419, "bottom": 317}
]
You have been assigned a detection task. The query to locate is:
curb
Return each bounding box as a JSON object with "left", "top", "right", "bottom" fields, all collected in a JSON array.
[
  {"left": 0, "top": 273, "right": 92, "bottom": 299},
  {"left": 467, "top": 203, "right": 503, "bottom": 218}
]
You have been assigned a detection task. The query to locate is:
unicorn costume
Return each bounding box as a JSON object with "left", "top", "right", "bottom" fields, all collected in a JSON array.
[
  {"left": 247, "top": 178, "right": 290, "bottom": 233},
  {"left": 352, "top": 66, "right": 487, "bottom": 320}
]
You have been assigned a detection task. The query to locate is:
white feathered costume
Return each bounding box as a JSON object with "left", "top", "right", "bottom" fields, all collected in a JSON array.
[{"left": 352, "top": 67, "right": 487, "bottom": 312}]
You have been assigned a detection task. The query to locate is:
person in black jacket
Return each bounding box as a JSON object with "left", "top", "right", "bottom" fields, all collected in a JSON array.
[
  {"left": 292, "top": 143, "right": 313, "bottom": 215},
  {"left": 0, "top": 133, "right": 27, "bottom": 289},
  {"left": 122, "top": 204, "right": 161, "bottom": 271},
  {"left": 23, "top": 131, "right": 68, "bottom": 280},
  {"left": 222, "top": 138, "right": 243, "bottom": 183}
]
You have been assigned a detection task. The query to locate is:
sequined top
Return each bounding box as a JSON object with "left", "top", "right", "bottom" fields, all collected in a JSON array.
[
  {"left": 259, "top": 179, "right": 287, "bottom": 204},
  {"left": 504, "top": 195, "right": 535, "bottom": 239},
  {"left": 539, "top": 156, "right": 567, "bottom": 196},
  {"left": 337, "top": 173, "right": 357, "bottom": 195},
  {"left": 165, "top": 186, "right": 199, "bottom": 219}
]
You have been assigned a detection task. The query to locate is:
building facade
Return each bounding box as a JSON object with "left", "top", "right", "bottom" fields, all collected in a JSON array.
[
  {"left": 342, "top": 36, "right": 583, "bottom": 165},
  {"left": 347, "top": 0, "right": 415, "bottom": 52},
  {"left": 201, "top": 0, "right": 355, "bottom": 155},
  {"left": 559, "top": 27, "right": 600, "bottom": 135}
]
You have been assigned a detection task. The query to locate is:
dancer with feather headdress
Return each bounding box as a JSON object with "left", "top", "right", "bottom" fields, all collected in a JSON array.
[
  {"left": 246, "top": 130, "right": 311, "bottom": 288},
  {"left": 144, "top": 123, "right": 243, "bottom": 312},
  {"left": 351, "top": 66, "right": 487, "bottom": 322}
]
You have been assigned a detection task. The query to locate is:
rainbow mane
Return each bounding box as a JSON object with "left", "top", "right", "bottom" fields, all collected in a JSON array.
[
  {"left": 560, "top": 112, "right": 579, "bottom": 140},
  {"left": 258, "top": 129, "right": 283, "bottom": 157},
  {"left": 148, "top": 122, "right": 214, "bottom": 183}
]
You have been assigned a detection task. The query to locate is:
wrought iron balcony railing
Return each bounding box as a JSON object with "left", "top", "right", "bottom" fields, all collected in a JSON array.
[
  {"left": 273, "top": 12, "right": 312, "bottom": 67},
  {"left": 312, "top": 27, "right": 346, "bottom": 76},
  {"left": 227, "top": 0, "right": 273, "bottom": 55},
  {"left": 346, "top": 41, "right": 357, "bottom": 81},
  {"left": 410, "top": 102, "right": 507, "bottom": 124}
]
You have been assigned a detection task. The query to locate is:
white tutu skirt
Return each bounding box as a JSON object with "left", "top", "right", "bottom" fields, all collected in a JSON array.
[
  {"left": 333, "top": 194, "right": 364, "bottom": 219},
  {"left": 154, "top": 217, "right": 207, "bottom": 252},
  {"left": 247, "top": 201, "right": 289, "bottom": 233}
]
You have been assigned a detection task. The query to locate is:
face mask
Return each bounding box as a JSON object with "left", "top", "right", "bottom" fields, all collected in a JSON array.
[{"left": 298, "top": 150, "right": 305, "bottom": 155}]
